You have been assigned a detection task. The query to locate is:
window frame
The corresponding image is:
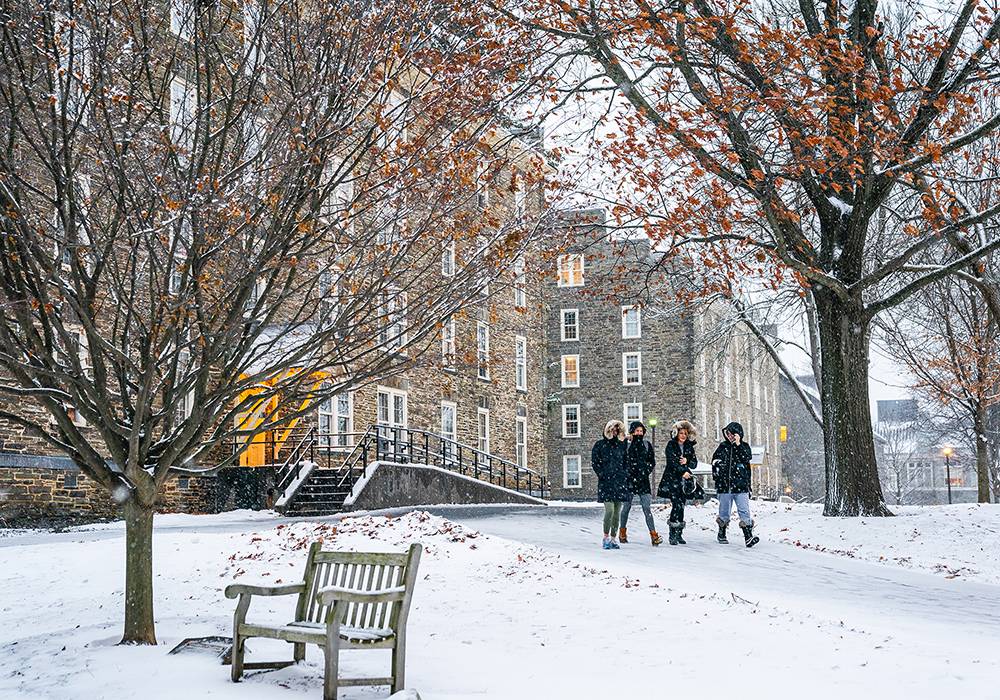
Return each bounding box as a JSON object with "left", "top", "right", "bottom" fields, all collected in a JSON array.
[
  {"left": 561, "top": 404, "right": 581, "bottom": 438},
  {"left": 563, "top": 454, "right": 582, "bottom": 489},
  {"left": 560, "top": 308, "right": 579, "bottom": 342},
  {"left": 560, "top": 354, "right": 580, "bottom": 388},
  {"left": 515, "top": 335, "right": 527, "bottom": 391},
  {"left": 621, "top": 305, "right": 642, "bottom": 339},
  {"left": 623, "top": 402, "right": 643, "bottom": 424},
  {"left": 477, "top": 407, "right": 491, "bottom": 455},
  {"left": 622, "top": 351, "right": 642, "bottom": 386},
  {"left": 476, "top": 321, "right": 490, "bottom": 381},
  {"left": 557, "top": 253, "right": 584, "bottom": 288}
]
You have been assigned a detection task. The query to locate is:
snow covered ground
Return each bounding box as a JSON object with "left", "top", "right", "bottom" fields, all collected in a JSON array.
[{"left": 1, "top": 502, "right": 998, "bottom": 700}]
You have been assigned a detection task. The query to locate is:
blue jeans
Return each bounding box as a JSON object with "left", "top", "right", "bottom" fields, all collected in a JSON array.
[
  {"left": 718, "top": 492, "right": 752, "bottom": 526},
  {"left": 620, "top": 493, "right": 655, "bottom": 531}
]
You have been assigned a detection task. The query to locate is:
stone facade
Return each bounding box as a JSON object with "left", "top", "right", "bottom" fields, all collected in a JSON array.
[{"left": 543, "top": 211, "right": 783, "bottom": 501}]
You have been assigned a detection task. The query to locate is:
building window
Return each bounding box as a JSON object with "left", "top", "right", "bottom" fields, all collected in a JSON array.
[
  {"left": 440, "top": 402, "right": 457, "bottom": 454},
  {"left": 557, "top": 254, "right": 584, "bottom": 287},
  {"left": 560, "top": 309, "right": 579, "bottom": 342},
  {"left": 476, "top": 234, "right": 490, "bottom": 299},
  {"left": 377, "top": 387, "right": 407, "bottom": 428},
  {"left": 442, "top": 240, "right": 456, "bottom": 277},
  {"left": 515, "top": 335, "right": 527, "bottom": 391},
  {"left": 476, "top": 159, "right": 490, "bottom": 208},
  {"left": 622, "top": 352, "right": 642, "bottom": 386},
  {"left": 380, "top": 90, "right": 408, "bottom": 147},
  {"left": 562, "top": 404, "right": 580, "bottom": 438},
  {"left": 713, "top": 358, "right": 719, "bottom": 393},
  {"left": 318, "top": 391, "right": 352, "bottom": 448},
  {"left": 563, "top": 455, "right": 582, "bottom": 488},
  {"left": 321, "top": 158, "right": 354, "bottom": 226},
  {"left": 714, "top": 407, "right": 721, "bottom": 440},
  {"left": 169, "top": 75, "right": 196, "bottom": 153},
  {"left": 476, "top": 321, "right": 490, "bottom": 380},
  {"left": 624, "top": 403, "right": 642, "bottom": 424},
  {"left": 513, "top": 172, "right": 527, "bottom": 220},
  {"left": 513, "top": 254, "right": 526, "bottom": 308},
  {"left": 515, "top": 415, "right": 527, "bottom": 468},
  {"left": 170, "top": 0, "right": 193, "bottom": 39},
  {"left": 561, "top": 354, "right": 580, "bottom": 388},
  {"left": 379, "top": 287, "right": 407, "bottom": 352},
  {"left": 622, "top": 306, "right": 641, "bottom": 339},
  {"left": 441, "top": 317, "right": 456, "bottom": 369},
  {"left": 724, "top": 357, "right": 732, "bottom": 397},
  {"left": 478, "top": 408, "right": 490, "bottom": 454},
  {"left": 699, "top": 353, "right": 707, "bottom": 387},
  {"left": 177, "top": 476, "right": 190, "bottom": 490}
]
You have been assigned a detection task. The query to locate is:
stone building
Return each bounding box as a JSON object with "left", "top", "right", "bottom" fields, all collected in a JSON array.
[
  {"left": 542, "top": 211, "right": 784, "bottom": 501},
  {"left": 778, "top": 373, "right": 825, "bottom": 502}
]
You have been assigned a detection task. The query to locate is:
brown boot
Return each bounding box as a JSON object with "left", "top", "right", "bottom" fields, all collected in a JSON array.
[
  {"left": 619, "top": 527, "right": 628, "bottom": 544},
  {"left": 650, "top": 530, "right": 662, "bottom": 546}
]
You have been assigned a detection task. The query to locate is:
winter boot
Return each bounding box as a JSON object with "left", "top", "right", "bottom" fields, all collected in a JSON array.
[
  {"left": 650, "top": 530, "right": 663, "bottom": 546},
  {"left": 740, "top": 521, "right": 760, "bottom": 548},
  {"left": 668, "top": 522, "right": 682, "bottom": 545},
  {"left": 716, "top": 517, "right": 729, "bottom": 544},
  {"left": 609, "top": 538, "right": 621, "bottom": 549},
  {"left": 619, "top": 527, "right": 628, "bottom": 544},
  {"left": 676, "top": 521, "right": 687, "bottom": 545},
  {"left": 602, "top": 537, "right": 612, "bottom": 550}
]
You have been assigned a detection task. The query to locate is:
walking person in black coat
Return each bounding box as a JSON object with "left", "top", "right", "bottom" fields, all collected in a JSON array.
[
  {"left": 619, "top": 421, "right": 662, "bottom": 546},
  {"left": 591, "top": 419, "right": 630, "bottom": 550},
  {"left": 656, "top": 420, "right": 698, "bottom": 545},
  {"left": 711, "top": 421, "right": 760, "bottom": 547}
]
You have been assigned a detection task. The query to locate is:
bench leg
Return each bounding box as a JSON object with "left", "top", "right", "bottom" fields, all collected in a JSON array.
[
  {"left": 322, "top": 640, "right": 340, "bottom": 700},
  {"left": 293, "top": 642, "right": 305, "bottom": 663},
  {"left": 391, "top": 639, "right": 405, "bottom": 694},
  {"left": 231, "top": 633, "right": 245, "bottom": 683}
]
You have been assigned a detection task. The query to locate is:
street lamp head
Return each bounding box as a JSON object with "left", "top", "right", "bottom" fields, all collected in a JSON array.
[
  {"left": 942, "top": 446, "right": 954, "bottom": 457},
  {"left": 647, "top": 418, "right": 657, "bottom": 427}
]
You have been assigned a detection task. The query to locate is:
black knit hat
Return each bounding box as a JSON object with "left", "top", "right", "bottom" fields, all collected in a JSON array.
[
  {"left": 723, "top": 422, "right": 745, "bottom": 439},
  {"left": 628, "top": 421, "right": 646, "bottom": 435}
]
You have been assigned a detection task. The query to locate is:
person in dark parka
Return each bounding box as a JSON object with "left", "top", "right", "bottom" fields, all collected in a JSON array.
[
  {"left": 657, "top": 419, "right": 698, "bottom": 545},
  {"left": 711, "top": 421, "right": 760, "bottom": 547},
  {"left": 619, "top": 421, "right": 662, "bottom": 546},
  {"left": 592, "top": 419, "right": 630, "bottom": 550}
]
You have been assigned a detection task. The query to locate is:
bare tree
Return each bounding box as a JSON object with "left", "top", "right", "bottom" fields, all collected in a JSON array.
[
  {"left": 504, "top": 0, "right": 1000, "bottom": 515},
  {"left": 877, "top": 279, "right": 1000, "bottom": 503},
  {"left": 0, "top": 0, "right": 545, "bottom": 643}
]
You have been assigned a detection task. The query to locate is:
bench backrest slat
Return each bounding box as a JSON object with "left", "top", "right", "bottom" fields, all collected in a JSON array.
[{"left": 298, "top": 544, "right": 421, "bottom": 631}]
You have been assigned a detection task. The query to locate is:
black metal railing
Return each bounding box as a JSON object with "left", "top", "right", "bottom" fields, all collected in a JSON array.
[{"left": 230, "top": 423, "right": 551, "bottom": 508}]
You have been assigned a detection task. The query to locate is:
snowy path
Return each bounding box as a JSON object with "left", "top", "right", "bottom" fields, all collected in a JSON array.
[{"left": 429, "top": 503, "right": 1000, "bottom": 644}]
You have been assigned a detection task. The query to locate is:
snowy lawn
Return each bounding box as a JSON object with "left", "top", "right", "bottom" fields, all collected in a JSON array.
[{"left": 1, "top": 503, "right": 998, "bottom": 699}]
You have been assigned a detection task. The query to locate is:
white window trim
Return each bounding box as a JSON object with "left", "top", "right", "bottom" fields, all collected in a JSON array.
[
  {"left": 623, "top": 403, "right": 643, "bottom": 424},
  {"left": 621, "top": 305, "right": 642, "bottom": 339},
  {"left": 513, "top": 254, "right": 526, "bottom": 308},
  {"left": 557, "top": 253, "right": 584, "bottom": 288},
  {"left": 318, "top": 390, "right": 353, "bottom": 449},
  {"left": 560, "top": 354, "right": 580, "bottom": 388},
  {"left": 442, "top": 240, "right": 456, "bottom": 277},
  {"left": 515, "top": 335, "right": 527, "bottom": 391},
  {"left": 169, "top": 75, "right": 196, "bottom": 153},
  {"left": 476, "top": 321, "right": 490, "bottom": 381},
  {"left": 441, "top": 317, "right": 456, "bottom": 369},
  {"left": 563, "top": 454, "right": 582, "bottom": 489},
  {"left": 560, "top": 308, "right": 579, "bottom": 342},
  {"left": 376, "top": 386, "right": 408, "bottom": 428},
  {"left": 515, "top": 415, "right": 528, "bottom": 469},
  {"left": 561, "top": 404, "right": 581, "bottom": 438},
  {"left": 478, "top": 407, "right": 491, "bottom": 455},
  {"left": 622, "top": 352, "right": 642, "bottom": 386},
  {"left": 440, "top": 401, "right": 458, "bottom": 442}
]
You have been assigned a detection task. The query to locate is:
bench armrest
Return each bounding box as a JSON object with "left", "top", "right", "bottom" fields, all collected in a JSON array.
[
  {"left": 224, "top": 581, "right": 306, "bottom": 599},
  {"left": 317, "top": 584, "right": 407, "bottom": 606}
]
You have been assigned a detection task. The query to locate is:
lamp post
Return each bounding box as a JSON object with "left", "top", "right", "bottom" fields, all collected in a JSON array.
[
  {"left": 942, "top": 446, "right": 954, "bottom": 505},
  {"left": 647, "top": 418, "right": 657, "bottom": 447}
]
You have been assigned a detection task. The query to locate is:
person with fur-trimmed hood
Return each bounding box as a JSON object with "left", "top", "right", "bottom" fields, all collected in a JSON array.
[
  {"left": 656, "top": 420, "right": 698, "bottom": 545},
  {"left": 619, "top": 421, "right": 662, "bottom": 546},
  {"left": 592, "top": 419, "right": 630, "bottom": 550},
  {"left": 711, "top": 421, "right": 760, "bottom": 548}
]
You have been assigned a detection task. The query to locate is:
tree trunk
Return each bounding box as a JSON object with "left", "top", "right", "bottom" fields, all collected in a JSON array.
[
  {"left": 813, "top": 289, "right": 893, "bottom": 516},
  {"left": 121, "top": 499, "right": 157, "bottom": 645},
  {"left": 974, "top": 401, "right": 991, "bottom": 503}
]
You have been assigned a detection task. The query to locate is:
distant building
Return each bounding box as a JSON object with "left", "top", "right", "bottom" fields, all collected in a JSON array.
[
  {"left": 542, "top": 210, "right": 783, "bottom": 501},
  {"left": 778, "top": 374, "right": 824, "bottom": 502}
]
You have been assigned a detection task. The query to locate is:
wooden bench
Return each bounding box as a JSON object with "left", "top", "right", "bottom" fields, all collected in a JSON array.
[{"left": 224, "top": 542, "right": 422, "bottom": 699}]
